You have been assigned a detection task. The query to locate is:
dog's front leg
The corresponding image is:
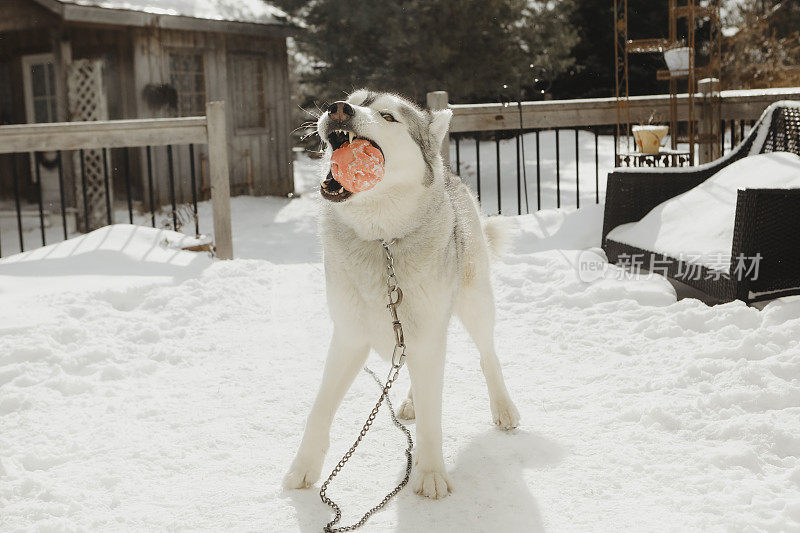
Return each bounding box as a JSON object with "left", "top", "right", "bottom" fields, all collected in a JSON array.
[
  {"left": 407, "top": 334, "right": 453, "bottom": 499},
  {"left": 283, "top": 331, "right": 369, "bottom": 489}
]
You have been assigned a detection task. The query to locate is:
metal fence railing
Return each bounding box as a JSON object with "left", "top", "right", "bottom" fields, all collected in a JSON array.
[
  {"left": 450, "top": 127, "right": 607, "bottom": 215},
  {"left": 3, "top": 145, "right": 201, "bottom": 255},
  {"left": 721, "top": 119, "right": 758, "bottom": 157}
]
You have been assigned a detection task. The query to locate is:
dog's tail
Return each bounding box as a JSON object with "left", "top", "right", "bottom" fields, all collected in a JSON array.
[{"left": 482, "top": 216, "right": 514, "bottom": 259}]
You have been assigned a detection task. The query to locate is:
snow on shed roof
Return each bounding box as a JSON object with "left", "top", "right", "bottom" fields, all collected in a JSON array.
[{"left": 43, "top": 0, "right": 290, "bottom": 27}]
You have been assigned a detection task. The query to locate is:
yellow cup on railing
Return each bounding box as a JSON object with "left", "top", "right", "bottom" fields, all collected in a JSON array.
[{"left": 632, "top": 125, "right": 669, "bottom": 154}]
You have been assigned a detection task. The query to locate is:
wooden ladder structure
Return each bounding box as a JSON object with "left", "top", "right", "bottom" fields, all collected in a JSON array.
[{"left": 614, "top": 0, "right": 722, "bottom": 164}]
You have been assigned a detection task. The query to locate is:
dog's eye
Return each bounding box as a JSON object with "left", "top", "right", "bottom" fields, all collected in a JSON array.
[{"left": 380, "top": 112, "right": 398, "bottom": 123}]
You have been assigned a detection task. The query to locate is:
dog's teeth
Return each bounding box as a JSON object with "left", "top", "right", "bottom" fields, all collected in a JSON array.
[
  {"left": 336, "top": 186, "right": 343, "bottom": 193},
  {"left": 348, "top": 132, "right": 354, "bottom": 143}
]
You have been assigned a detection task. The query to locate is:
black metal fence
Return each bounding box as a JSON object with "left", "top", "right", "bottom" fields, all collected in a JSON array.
[
  {"left": 450, "top": 127, "right": 609, "bottom": 215},
  {"left": 452, "top": 120, "right": 760, "bottom": 216},
  {"left": 0, "top": 144, "right": 202, "bottom": 259},
  {"left": 721, "top": 119, "right": 757, "bottom": 157}
]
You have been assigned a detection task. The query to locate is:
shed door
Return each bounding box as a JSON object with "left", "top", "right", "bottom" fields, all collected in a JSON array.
[{"left": 21, "top": 53, "right": 62, "bottom": 211}]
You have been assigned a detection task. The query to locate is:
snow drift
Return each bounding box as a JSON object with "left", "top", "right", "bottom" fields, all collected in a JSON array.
[{"left": 608, "top": 152, "right": 800, "bottom": 270}]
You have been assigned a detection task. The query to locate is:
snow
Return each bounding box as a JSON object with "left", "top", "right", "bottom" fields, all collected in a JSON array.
[
  {"left": 55, "top": 0, "right": 287, "bottom": 25},
  {"left": 607, "top": 152, "right": 800, "bottom": 270},
  {"left": 722, "top": 88, "right": 800, "bottom": 98},
  {"left": 631, "top": 125, "right": 669, "bottom": 131},
  {"left": 3, "top": 165, "right": 800, "bottom": 531},
  {"left": 0, "top": 224, "right": 210, "bottom": 297}
]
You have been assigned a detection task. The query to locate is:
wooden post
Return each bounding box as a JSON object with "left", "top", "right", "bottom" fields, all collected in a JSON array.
[
  {"left": 427, "top": 91, "right": 450, "bottom": 169},
  {"left": 206, "top": 101, "right": 234, "bottom": 260},
  {"left": 698, "top": 78, "right": 721, "bottom": 164},
  {"left": 52, "top": 31, "right": 75, "bottom": 211}
]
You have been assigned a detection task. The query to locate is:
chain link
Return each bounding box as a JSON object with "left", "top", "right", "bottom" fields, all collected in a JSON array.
[{"left": 319, "top": 240, "right": 414, "bottom": 533}]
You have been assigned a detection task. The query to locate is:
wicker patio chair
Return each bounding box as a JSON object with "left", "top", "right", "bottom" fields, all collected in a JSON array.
[{"left": 602, "top": 101, "right": 800, "bottom": 303}]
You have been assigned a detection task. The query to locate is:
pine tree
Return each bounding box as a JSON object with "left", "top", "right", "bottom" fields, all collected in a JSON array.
[
  {"left": 722, "top": 0, "right": 800, "bottom": 89},
  {"left": 273, "top": 0, "right": 578, "bottom": 105},
  {"left": 515, "top": 1, "right": 579, "bottom": 100}
]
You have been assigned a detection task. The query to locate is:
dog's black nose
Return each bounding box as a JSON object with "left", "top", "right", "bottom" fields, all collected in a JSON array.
[{"left": 328, "top": 101, "right": 354, "bottom": 122}]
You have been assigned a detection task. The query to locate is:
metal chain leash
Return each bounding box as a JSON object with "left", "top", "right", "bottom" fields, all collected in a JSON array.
[{"left": 319, "top": 240, "right": 414, "bottom": 533}]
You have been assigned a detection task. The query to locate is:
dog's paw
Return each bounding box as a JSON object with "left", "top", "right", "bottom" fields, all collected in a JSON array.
[
  {"left": 491, "top": 398, "right": 521, "bottom": 430},
  {"left": 411, "top": 468, "right": 453, "bottom": 500},
  {"left": 397, "top": 398, "right": 415, "bottom": 420},
  {"left": 282, "top": 455, "right": 323, "bottom": 490}
]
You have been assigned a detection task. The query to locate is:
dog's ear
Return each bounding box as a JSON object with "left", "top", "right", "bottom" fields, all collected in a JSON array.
[{"left": 429, "top": 109, "right": 452, "bottom": 150}]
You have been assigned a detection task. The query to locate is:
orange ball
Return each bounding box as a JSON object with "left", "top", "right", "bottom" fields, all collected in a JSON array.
[{"left": 331, "top": 139, "right": 385, "bottom": 193}]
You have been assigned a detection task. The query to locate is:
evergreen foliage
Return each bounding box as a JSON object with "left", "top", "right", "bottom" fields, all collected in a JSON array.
[
  {"left": 275, "top": 0, "right": 577, "bottom": 105},
  {"left": 722, "top": 0, "right": 800, "bottom": 89}
]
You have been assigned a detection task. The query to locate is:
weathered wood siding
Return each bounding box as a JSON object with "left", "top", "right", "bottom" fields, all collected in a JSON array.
[
  {"left": 130, "top": 27, "right": 208, "bottom": 211},
  {"left": 131, "top": 27, "right": 293, "bottom": 208},
  {"left": 1, "top": 11, "right": 293, "bottom": 209},
  {"left": 225, "top": 34, "right": 293, "bottom": 197}
]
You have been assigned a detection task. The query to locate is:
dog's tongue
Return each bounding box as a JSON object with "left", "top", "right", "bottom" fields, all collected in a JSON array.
[{"left": 331, "top": 139, "right": 384, "bottom": 193}]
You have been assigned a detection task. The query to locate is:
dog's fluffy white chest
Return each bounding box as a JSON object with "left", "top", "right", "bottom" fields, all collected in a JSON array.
[{"left": 322, "top": 231, "right": 458, "bottom": 360}]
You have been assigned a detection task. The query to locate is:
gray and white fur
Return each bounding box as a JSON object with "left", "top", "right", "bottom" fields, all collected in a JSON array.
[{"left": 283, "top": 90, "right": 519, "bottom": 499}]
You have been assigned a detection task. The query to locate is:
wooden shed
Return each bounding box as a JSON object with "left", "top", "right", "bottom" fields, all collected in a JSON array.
[{"left": 0, "top": 0, "right": 295, "bottom": 222}]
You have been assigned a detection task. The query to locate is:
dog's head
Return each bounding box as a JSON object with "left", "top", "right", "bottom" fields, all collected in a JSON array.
[{"left": 317, "top": 90, "right": 452, "bottom": 204}]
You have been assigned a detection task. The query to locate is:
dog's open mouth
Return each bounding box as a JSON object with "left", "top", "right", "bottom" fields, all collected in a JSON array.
[
  {"left": 321, "top": 128, "right": 383, "bottom": 203},
  {"left": 320, "top": 171, "right": 352, "bottom": 202}
]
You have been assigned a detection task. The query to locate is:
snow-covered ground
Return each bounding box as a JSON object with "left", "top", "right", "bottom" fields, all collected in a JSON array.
[{"left": 2, "top": 166, "right": 800, "bottom": 531}]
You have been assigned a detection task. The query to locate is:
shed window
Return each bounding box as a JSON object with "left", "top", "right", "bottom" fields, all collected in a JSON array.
[
  {"left": 232, "top": 53, "right": 268, "bottom": 131},
  {"left": 24, "top": 59, "right": 58, "bottom": 123},
  {"left": 168, "top": 51, "right": 206, "bottom": 116}
]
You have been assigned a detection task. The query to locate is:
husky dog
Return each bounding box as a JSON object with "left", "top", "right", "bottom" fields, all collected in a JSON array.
[{"left": 283, "top": 90, "right": 520, "bottom": 499}]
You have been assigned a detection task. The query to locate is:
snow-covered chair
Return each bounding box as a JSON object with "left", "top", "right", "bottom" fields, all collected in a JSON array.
[{"left": 602, "top": 101, "right": 800, "bottom": 303}]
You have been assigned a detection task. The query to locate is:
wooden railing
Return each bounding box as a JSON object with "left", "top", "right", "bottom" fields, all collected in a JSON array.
[
  {"left": 432, "top": 87, "right": 800, "bottom": 136},
  {"left": 0, "top": 101, "right": 233, "bottom": 259}
]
